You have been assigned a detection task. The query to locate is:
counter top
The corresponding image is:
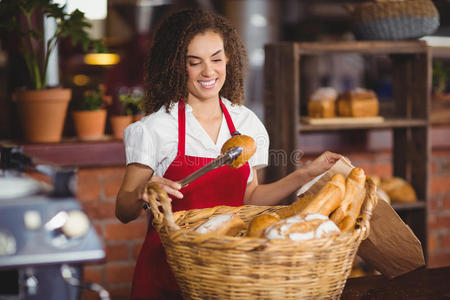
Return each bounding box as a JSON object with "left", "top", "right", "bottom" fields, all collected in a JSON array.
[{"left": 342, "top": 266, "right": 450, "bottom": 299}]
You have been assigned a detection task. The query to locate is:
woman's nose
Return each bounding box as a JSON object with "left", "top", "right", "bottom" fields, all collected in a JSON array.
[{"left": 201, "top": 62, "right": 215, "bottom": 76}]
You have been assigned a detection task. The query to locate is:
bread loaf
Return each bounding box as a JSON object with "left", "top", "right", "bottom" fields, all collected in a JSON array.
[
  {"left": 337, "top": 88, "right": 379, "bottom": 117},
  {"left": 307, "top": 87, "right": 338, "bottom": 118},
  {"left": 221, "top": 134, "right": 256, "bottom": 168},
  {"left": 194, "top": 213, "right": 246, "bottom": 237},
  {"left": 330, "top": 167, "right": 366, "bottom": 225},
  {"left": 264, "top": 213, "right": 340, "bottom": 241},
  {"left": 302, "top": 173, "right": 346, "bottom": 216},
  {"left": 247, "top": 214, "right": 281, "bottom": 238},
  {"left": 379, "top": 177, "right": 417, "bottom": 203}
]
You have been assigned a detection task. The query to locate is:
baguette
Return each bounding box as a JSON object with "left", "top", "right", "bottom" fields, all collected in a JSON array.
[
  {"left": 302, "top": 173, "right": 346, "bottom": 216},
  {"left": 330, "top": 167, "right": 366, "bottom": 224},
  {"left": 247, "top": 214, "right": 281, "bottom": 238},
  {"left": 337, "top": 180, "right": 368, "bottom": 233},
  {"left": 275, "top": 194, "right": 315, "bottom": 219}
]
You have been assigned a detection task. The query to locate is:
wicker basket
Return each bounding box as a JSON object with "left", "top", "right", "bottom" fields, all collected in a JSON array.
[
  {"left": 147, "top": 179, "right": 377, "bottom": 300},
  {"left": 351, "top": 0, "right": 439, "bottom": 40}
]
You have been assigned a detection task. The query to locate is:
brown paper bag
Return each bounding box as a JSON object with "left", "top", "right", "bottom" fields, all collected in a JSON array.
[{"left": 298, "top": 158, "right": 425, "bottom": 278}]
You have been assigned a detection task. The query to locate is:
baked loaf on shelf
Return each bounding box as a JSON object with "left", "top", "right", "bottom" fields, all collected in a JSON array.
[
  {"left": 307, "top": 87, "right": 338, "bottom": 118},
  {"left": 379, "top": 177, "right": 417, "bottom": 203},
  {"left": 337, "top": 88, "right": 379, "bottom": 117}
]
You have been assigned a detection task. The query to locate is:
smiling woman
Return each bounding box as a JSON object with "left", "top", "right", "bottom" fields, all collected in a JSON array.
[{"left": 114, "top": 8, "right": 345, "bottom": 300}]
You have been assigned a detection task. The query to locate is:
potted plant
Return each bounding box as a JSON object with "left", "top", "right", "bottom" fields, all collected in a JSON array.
[
  {"left": 118, "top": 86, "right": 145, "bottom": 121},
  {"left": 110, "top": 87, "right": 144, "bottom": 139},
  {"left": 0, "top": 0, "right": 105, "bottom": 143},
  {"left": 72, "top": 84, "right": 111, "bottom": 141}
]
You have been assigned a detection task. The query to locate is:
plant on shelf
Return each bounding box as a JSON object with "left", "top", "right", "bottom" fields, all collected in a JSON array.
[
  {"left": 432, "top": 60, "right": 449, "bottom": 101},
  {"left": 110, "top": 87, "right": 145, "bottom": 140},
  {"left": 72, "top": 84, "right": 111, "bottom": 141},
  {"left": 0, "top": 0, "right": 105, "bottom": 143},
  {"left": 118, "top": 87, "right": 145, "bottom": 120}
]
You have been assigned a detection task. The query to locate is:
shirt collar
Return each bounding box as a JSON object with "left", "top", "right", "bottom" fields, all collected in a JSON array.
[{"left": 168, "top": 97, "right": 240, "bottom": 119}]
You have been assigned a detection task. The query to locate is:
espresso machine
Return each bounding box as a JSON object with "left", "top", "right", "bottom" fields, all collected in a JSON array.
[{"left": 0, "top": 146, "right": 108, "bottom": 300}]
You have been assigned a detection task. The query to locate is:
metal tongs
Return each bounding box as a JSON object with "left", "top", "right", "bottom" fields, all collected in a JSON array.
[
  {"left": 142, "top": 146, "right": 242, "bottom": 210},
  {"left": 178, "top": 146, "right": 242, "bottom": 188}
]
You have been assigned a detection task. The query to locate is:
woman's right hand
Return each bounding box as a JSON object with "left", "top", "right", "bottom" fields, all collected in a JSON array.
[{"left": 147, "top": 175, "right": 184, "bottom": 199}]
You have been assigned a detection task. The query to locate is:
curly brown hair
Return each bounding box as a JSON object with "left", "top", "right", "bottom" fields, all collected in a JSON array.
[{"left": 144, "top": 8, "right": 248, "bottom": 114}]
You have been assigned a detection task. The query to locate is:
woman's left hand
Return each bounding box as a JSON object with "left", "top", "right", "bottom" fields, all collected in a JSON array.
[{"left": 304, "top": 151, "right": 348, "bottom": 178}]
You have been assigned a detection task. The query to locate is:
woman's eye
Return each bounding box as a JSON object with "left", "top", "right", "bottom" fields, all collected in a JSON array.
[
  {"left": 213, "top": 59, "right": 222, "bottom": 62},
  {"left": 189, "top": 61, "right": 200, "bottom": 66}
]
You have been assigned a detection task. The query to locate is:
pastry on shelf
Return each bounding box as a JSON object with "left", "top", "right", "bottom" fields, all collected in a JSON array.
[
  {"left": 379, "top": 177, "right": 417, "bottom": 203},
  {"left": 337, "top": 88, "right": 379, "bottom": 117},
  {"left": 307, "top": 87, "right": 338, "bottom": 118}
]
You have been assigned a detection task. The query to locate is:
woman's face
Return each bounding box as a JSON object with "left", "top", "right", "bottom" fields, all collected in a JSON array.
[{"left": 186, "top": 31, "right": 228, "bottom": 103}]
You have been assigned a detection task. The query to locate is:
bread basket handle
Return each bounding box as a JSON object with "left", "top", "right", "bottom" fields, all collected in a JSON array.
[
  {"left": 355, "top": 177, "right": 378, "bottom": 239},
  {"left": 146, "top": 182, "right": 180, "bottom": 231}
]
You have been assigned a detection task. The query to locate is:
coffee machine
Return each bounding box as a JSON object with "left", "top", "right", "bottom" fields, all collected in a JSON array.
[{"left": 0, "top": 146, "right": 108, "bottom": 300}]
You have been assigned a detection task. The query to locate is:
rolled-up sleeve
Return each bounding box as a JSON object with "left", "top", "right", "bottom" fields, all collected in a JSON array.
[{"left": 123, "top": 122, "right": 157, "bottom": 170}]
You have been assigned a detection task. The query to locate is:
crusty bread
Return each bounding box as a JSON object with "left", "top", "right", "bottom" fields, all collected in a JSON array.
[
  {"left": 275, "top": 194, "right": 315, "bottom": 219},
  {"left": 247, "top": 214, "right": 281, "bottom": 238},
  {"left": 379, "top": 177, "right": 417, "bottom": 203},
  {"left": 221, "top": 134, "right": 256, "bottom": 168},
  {"left": 302, "top": 173, "right": 346, "bottom": 216},
  {"left": 330, "top": 167, "right": 366, "bottom": 225},
  {"left": 337, "top": 179, "right": 371, "bottom": 233},
  {"left": 307, "top": 87, "right": 338, "bottom": 118},
  {"left": 194, "top": 213, "right": 246, "bottom": 237},
  {"left": 337, "top": 88, "right": 379, "bottom": 117},
  {"left": 264, "top": 213, "right": 340, "bottom": 241}
]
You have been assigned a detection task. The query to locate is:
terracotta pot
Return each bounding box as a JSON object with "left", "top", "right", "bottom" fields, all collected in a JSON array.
[
  {"left": 14, "top": 88, "right": 71, "bottom": 143},
  {"left": 72, "top": 109, "right": 107, "bottom": 141},
  {"left": 110, "top": 115, "right": 132, "bottom": 140}
]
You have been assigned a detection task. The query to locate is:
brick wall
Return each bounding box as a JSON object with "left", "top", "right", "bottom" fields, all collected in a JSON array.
[{"left": 77, "top": 149, "right": 450, "bottom": 300}]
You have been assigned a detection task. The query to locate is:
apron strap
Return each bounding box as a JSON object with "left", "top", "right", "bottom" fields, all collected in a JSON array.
[
  {"left": 177, "top": 98, "right": 239, "bottom": 157},
  {"left": 219, "top": 98, "right": 239, "bottom": 136},
  {"left": 177, "top": 100, "right": 186, "bottom": 157}
]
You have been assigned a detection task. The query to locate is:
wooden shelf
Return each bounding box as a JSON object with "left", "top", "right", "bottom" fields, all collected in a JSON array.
[
  {"left": 285, "top": 40, "right": 429, "bottom": 55},
  {"left": 299, "top": 118, "right": 428, "bottom": 132},
  {"left": 391, "top": 201, "right": 426, "bottom": 211}
]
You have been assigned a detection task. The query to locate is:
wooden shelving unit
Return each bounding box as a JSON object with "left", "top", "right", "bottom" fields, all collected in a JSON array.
[{"left": 263, "top": 40, "right": 430, "bottom": 256}]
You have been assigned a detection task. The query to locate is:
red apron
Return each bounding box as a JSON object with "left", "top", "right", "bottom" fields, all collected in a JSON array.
[{"left": 131, "top": 99, "right": 250, "bottom": 300}]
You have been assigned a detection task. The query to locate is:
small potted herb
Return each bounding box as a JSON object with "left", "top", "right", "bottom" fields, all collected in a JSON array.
[
  {"left": 110, "top": 87, "right": 144, "bottom": 139},
  {"left": 72, "top": 84, "right": 111, "bottom": 141}
]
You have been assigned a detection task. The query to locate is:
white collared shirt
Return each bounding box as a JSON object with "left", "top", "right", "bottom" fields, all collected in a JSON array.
[{"left": 123, "top": 98, "right": 269, "bottom": 183}]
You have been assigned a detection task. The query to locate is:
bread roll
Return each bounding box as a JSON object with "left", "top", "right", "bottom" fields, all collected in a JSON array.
[
  {"left": 302, "top": 173, "right": 346, "bottom": 216},
  {"left": 275, "top": 194, "right": 315, "bottom": 219},
  {"left": 264, "top": 213, "right": 340, "bottom": 241},
  {"left": 330, "top": 167, "right": 366, "bottom": 225},
  {"left": 247, "top": 214, "right": 281, "bottom": 238},
  {"left": 194, "top": 213, "right": 246, "bottom": 237},
  {"left": 221, "top": 134, "right": 256, "bottom": 168},
  {"left": 379, "top": 177, "right": 417, "bottom": 203}
]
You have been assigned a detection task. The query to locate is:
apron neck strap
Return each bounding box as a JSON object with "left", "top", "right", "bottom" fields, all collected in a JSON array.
[{"left": 177, "top": 98, "right": 238, "bottom": 157}]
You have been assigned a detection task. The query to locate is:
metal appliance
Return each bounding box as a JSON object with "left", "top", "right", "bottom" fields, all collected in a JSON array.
[{"left": 0, "top": 146, "right": 108, "bottom": 300}]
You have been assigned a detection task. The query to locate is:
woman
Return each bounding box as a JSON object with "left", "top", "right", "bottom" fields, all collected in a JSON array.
[{"left": 116, "top": 8, "right": 343, "bottom": 300}]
